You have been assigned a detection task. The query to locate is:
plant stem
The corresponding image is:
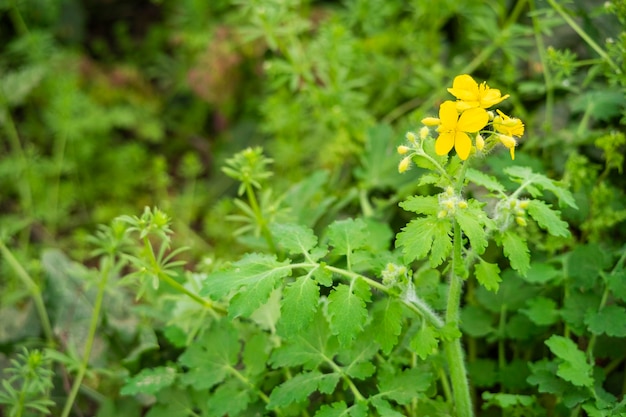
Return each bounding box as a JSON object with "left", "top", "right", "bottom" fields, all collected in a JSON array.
[
  {"left": 529, "top": 0, "right": 555, "bottom": 136},
  {"left": 444, "top": 221, "right": 473, "bottom": 417},
  {"left": 245, "top": 182, "right": 278, "bottom": 254},
  {"left": 0, "top": 240, "right": 54, "bottom": 345},
  {"left": 60, "top": 256, "right": 113, "bottom": 417},
  {"left": 546, "top": 0, "right": 619, "bottom": 73}
]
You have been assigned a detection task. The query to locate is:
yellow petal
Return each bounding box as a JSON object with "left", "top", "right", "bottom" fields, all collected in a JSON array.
[
  {"left": 447, "top": 74, "right": 478, "bottom": 101},
  {"left": 457, "top": 108, "right": 488, "bottom": 133},
  {"left": 435, "top": 132, "right": 454, "bottom": 156},
  {"left": 439, "top": 101, "right": 459, "bottom": 127},
  {"left": 454, "top": 132, "right": 471, "bottom": 160}
]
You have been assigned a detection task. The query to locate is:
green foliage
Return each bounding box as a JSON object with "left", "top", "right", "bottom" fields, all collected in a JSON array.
[{"left": 1, "top": 0, "right": 625, "bottom": 416}]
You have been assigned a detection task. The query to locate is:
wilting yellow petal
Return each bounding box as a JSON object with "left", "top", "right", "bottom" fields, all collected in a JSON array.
[
  {"left": 435, "top": 132, "right": 455, "bottom": 156},
  {"left": 454, "top": 132, "right": 472, "bottom": 160}
]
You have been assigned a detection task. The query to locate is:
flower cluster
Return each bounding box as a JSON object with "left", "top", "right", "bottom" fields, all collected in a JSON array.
[{"left": 398, "top": 74, "right": 524, "bottom": 170}]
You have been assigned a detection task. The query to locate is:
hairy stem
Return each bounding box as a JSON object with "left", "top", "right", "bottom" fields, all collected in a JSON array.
[
  {"left": 245, "top": 182, "right": 277, "bottom": 254},
  {"left": 444, "top": 221, "right": 473, "bottom": 417},
  {"left": 0, "top": 240, "right": 54, "bottom": 345},
  {"left": 60, "top": 256, "right": 113, "bottom": 417}
]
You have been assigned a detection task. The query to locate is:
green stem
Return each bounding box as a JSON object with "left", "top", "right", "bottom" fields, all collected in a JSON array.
[
  {"left": 60, "top": 256, "right": 113, "bottom": 417},
  {"left": 9, "top": 0, "right": 29, "bottom": 35},
  {"left": 324, "top": 265, "right": 444, "bottom": 329},
  {"left": 245, "top": 182, "right": 277, "bottom": 254},
  {"left": 529, "top": 0, "right": 555, "bottom": 135},
  {"left": 546, "top": 0, "right": 619, "bottom": 72},
  {"left": 228, "top": 365, "right": 284, "bottom": 416},
  {"left": 142, "top": 237, "right": 226, "bottom": 316},
  {"left": 0, "top": 240, "right": 54, "bottom": 345},
  {"left": 444, "top": 221, "right": 473, "bottom": 417}
]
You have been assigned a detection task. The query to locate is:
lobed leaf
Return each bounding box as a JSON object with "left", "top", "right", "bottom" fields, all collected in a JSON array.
[
  {"left": 207, "top": 380, "right": 252, "bottom": 417},
  {"left": 201, "top": 253, "right": 292, "bottom": 318},
  {"left": 270, "top": 223, "right": 318, "bottom": 255},
  {"left": 504, "top": 166, "right": 578, "bottom": 209},
  {"left": 466, "top": 168, "right": 506, "bottom": 194},
  {"left": 585, "top": 305, "right": 626, "bottom": 337},
  {"left": 178, "top": 321, "right": 240, "bottom": 390},
  {"left": 501, "top": 231, "right": 530, "bottom": 275},
  {"left": 545, "top": 335, "right": 594, "bottom": 388},
  {"left": 475, "top": 259, "right": 501, "bottom": 292},
  {"left": 521, "top": 297, "right": 559, "bottom": 326},
  {"left": 398, "top": 195, "right": 439, "bottom": 215},
  {"left": 278, "top": 275, "right": 320, "bottom": 337},
  {"left": 410, "top": 323, "right": 439, "bottom": 360},
  {"left": 326, "top": 218, "right": 368, "bottom": 256},
  {"left": 268, "top": 371, "right": 340, "bottom": 408},
  {"left": 121, "top": 366, "right": 176, "bottom": 396},
  {"left": 370, "top": 298, "right": 404, "bottom": 355},
  {"left": 396, "top": 217, "right": 452, "bottom": 266},
  {"left": 326, "top": 280, "right": 371, "bottom": 346},
  {"left": 526, "top": 200, "right": 571, "bottom": 237}
]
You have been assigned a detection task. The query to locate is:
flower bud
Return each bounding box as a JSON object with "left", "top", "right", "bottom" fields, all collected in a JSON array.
[
  {"left": 518, "top": 200, "right": 529, "bottom": 209},
  {"left": 457, "top": 200, "right": 468, "bottom": 209},
  {"left": 398, "top": 156, "right": 411, "bottom": 173},
  {"left": 405, "top": 132, "right": 417, "bottom": 143},
  {"left": 421, "top": 117, "right": 440, "bottom": 126},
  {"left": 438, "top": 210, "right": 448, "bottom": 218},
  {"left": 419, "top": 126, "right": 430, "bottom": 140},
  {"left": 475, "top": 134, "right": 485, "bottom": 151},
  {"left": 397, "top": 145, "right": 410, "bottom": 155},
  {"left": 515, "top": 216, "right": 527, "bottom": 227}
]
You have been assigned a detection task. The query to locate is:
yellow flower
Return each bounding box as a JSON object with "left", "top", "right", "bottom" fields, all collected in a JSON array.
[
  {"left": 493, "top": 110, "right": 525, "bottom": 137},
  {"left": 435, "top": 101, "right": 488, "bottom": 160},
  {"left": 447, "top": 74, "right": 510, "bottom": 110},
  {"left": 498, "top": 134, "right": 517, "bottom": 160}
]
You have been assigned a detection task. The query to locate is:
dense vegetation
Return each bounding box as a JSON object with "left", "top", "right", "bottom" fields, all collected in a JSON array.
[{"left": 1, "top": 1, "right": 625, "bottom": 416}]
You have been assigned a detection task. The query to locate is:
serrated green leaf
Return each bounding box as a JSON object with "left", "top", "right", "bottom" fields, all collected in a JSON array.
[
  {"left": 475, "top": 260, "right": 501, "bottom": 292},
  {"left": 456, "top": 203, "right": 491, "bottom": 255},
  {"left": 278, "top": 276, "right": 320, "bottom": 337},
  {"left": 270, "top": 314, "right": 338, "bottom": 370},
  {"left": 481, "top": 392, "right": 535, "bottom": 409},
  {"left": 121, "top": 366, "right": 176, "bottom": 396},
  {"left": 371, "top": 298, "right": 404, "bottom": 355},
  {"left": 567, "top": 244, "right": 607, "bottom": 290},
  {"left": 395, "top": 217, "right": 452, "bottom": 266},
  {"left": 339, "top": 333, "right": 378, "bottom": 380},
  {"left": 268, "top": 371, "right": 340, "bottom": 408},
  {"left": 466, "top": 168, "right": 506, "bottom": 194},
  {"left": 399, "top": 195, "right": 439, "bottom": 215},
  {"left": 207, "top": 380, "right": 251, "bottom": 417},
  {"left": 327, "top": 218, "right": 368, "bottom": 256},
  {"left": 371, "top": 398, "right": 404, "bottom": 417},
  {"left": 585, "top": 305, "right": 626, "bottom": 337},
  {"left": 545, "top": 335, "right": 594, "bottom": 387},
  {"left": 527, "top": 360, "right": 592, "bottom": 407},
  {"left": 326, "top": 280, "right": 371, "bottom": 346},
  {"left": 178, "top": 321, "right": 240, "bottom": 390},
  {"left": 526, "top": 200, "right": 570, "bottom": 237},
  {"left": 522, "top": 262, "right": 560, "bottom": 284},
  {"left": 501, "top": 231, "right": 530, "bottom": 275},
  {"left": 410, "top": 323, "right": 439, "bottom": 360},
  {"left": 270, "top": 223, "right": 318, "bottom": 255},
  {"left": 377, "top": 367, "right": 433, "bottom": 404},
  {"left": 522, "top": 297, "right": 559, "bottom": 326},
  {"left": 243, "top": 332, "right": 271, "bottom": 377},
  {"left": 201, "top": 253, "right": 292, "bottom": 318},
  {"left": 467, "top": 359, "right": 498, "bottom": 388},
  {"left": 460, "top": 305, "right": 494, "bottom": 337},
  {"left": 504, "top": 166, "right": 578, "bottom": 209},
  {"left": 608, "top": 269, "right": 626, "bottom": 302},
  {"left": 315, "top": 401, "right": 348, "bottom": 417},
  {"left": 144, "top": 388, "right": 192, "bottom": 417}
]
